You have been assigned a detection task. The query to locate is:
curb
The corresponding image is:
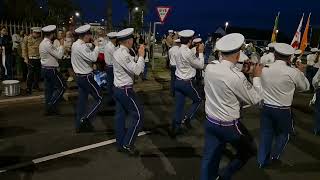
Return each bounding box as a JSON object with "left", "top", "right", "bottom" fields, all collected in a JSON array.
[
  {"left": 0, "top": 92, "right": 78, "bottom": 107},
  {"left": 0, "top": 81, "right": 165, "bottom": 107}
]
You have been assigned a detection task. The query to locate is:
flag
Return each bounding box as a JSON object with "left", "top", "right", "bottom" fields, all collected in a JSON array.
[
  {"left": 271, "top": 12, "right": 280, "bottom": 42},
  {"left": 300, "top": 13, "right": 311, "bottom": 53},
  {"left": 291, "top": 14, "right": 304, "bottom": 49}
]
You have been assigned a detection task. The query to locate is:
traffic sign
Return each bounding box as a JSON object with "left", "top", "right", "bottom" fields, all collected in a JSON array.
[{"left": 156, "top": 6, "right": 171, "bottom": 23}]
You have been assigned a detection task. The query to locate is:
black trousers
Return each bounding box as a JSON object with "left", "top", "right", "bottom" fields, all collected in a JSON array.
[{"left": 27, "top": 59, "right": 41, "bottom": 92}]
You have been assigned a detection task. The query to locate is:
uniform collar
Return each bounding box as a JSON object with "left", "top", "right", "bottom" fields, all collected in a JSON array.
[
  {"left": 221, "top": 60, "right": 236, "bottom": 67},
  {"left": 77, "top": 39, "right": 85, "bottom": 44},
  {"left": 44, "top": 37, "right": 52, "bottom": 43},
  {"left": 120, "top": 45, "right": 129, "bottom": 52},
  {"left": 274, "top": 60, "right": 287, "bottom": 65},
  {"left": 109, "top": 41, "right": 116, "bottom": 48},
  {"left": 181, "top": 44, "right": 189, "bottom": 49}
]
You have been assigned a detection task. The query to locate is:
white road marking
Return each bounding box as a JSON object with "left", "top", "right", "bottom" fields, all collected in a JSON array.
[{"left": 0, "top": 131, "right": 151, "bottom": 173}]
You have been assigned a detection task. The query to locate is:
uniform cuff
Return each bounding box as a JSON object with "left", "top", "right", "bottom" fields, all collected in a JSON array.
[
  {"left": 138, "top": 56, "right": 144, "bottom": 61},
  {"left": 253, "top": 77, "right": 261, "bottom": 86}
]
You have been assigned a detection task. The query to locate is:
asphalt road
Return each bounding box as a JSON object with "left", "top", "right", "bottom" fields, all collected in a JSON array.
[{"left": 0, "top": 89, "right": 319, "bottom": 180}]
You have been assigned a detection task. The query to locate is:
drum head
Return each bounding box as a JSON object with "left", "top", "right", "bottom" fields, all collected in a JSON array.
[{"left": 2, "top": 80, "right": 20, "bottom": 84}]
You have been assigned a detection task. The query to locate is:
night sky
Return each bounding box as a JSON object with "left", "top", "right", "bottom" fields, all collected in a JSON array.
[{"left": 78, "top": 0, "right": 320, "bottom": 38}]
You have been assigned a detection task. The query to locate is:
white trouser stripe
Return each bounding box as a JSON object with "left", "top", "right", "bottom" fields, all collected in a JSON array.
[{"left": 126, "top": 91, "right": 141, "bottom": 146}]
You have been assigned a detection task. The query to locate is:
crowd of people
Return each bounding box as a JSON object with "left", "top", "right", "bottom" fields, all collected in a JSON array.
[
  {"left": 166, "top": 29, "right": 319, "bottom": 180},
  {"left": 1, "top": 23, "right": 320, "bottom": 180},
  {"left": 0, "top": 26, "right": 151, "bottom": 95}
]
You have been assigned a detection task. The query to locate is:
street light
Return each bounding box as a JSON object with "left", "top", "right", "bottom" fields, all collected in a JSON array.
[
  {"left": 225, "top": 21, "right": 229, "bottom": 33},
  {"left": 134, "top": 7, "right": 139, "bottom": 11},
  {"left": 101, "top": 18, "right": 105, "bottom": 22},
  {"left": 276, "top": 30, "right": 279, "bottom": 34},
  {"left": 75, "top": 12, "right": 80, "bottom": 17},
  {"left": 40, "top": 6, "right": 43, "bottom": 9}
]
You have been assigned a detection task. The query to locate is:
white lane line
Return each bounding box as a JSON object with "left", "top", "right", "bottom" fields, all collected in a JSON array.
[{"left": 0, "top": 131, "right": 151, "bottom": 173}]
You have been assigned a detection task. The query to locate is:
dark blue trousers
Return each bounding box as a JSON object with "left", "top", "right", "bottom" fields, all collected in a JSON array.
[
  {"left": 27, "top": 59, "right": 41, "bottom": 92},
  {"left": 314, "top": 89, "right": 320, "bottom": 134},
  {"left": 201, "top": 118, "right": 256, "bottom": 180},
  {"left": 42, "top": 67, "right": 66, "bottom": 111},
  {"left": 258, "top": 104, "right": 293, "bottom": 166},
  {"left": 306, "top": 66, "right": 318, "bottom": 92},
  {"left": 105, "top": 66, "right": 114, "bottom": 102},
  {"left": 143, "top": 62, "right": 149, "bottom": 80},
  {"left": 114, "top": 86, "right": 144, "bottom": 148},
  {"left": 4, "top": 54, "right": 14, "bottom": 80},
  {"left": 75, "top": 73, "right": 102, "bottom": 128},
  {"left": 170, "top": 66, "right": 176, "bottom": 96},
  {"left": 173, "top": 78, "right": 202, "bottom": 129}
]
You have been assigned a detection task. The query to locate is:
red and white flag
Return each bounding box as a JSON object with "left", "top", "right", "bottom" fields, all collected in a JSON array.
[{"left": 291, "top": 14, "right": 304, "bottom": 49}]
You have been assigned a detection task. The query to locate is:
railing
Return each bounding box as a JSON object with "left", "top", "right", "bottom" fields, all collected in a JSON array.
[{"left": 0, "top": 19, "right": 44, "bottom": 36}]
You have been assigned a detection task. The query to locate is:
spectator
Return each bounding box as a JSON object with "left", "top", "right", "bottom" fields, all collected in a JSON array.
[
  {"left": 161, "top": 35, "right": 166, "bottom": 56},
  {"left": 204, "top": 36, "right": 213, "bottom": 64},
  {"left": 143, "top": 42, "right": 150, "bottom": 80},
  {"left": 64, "top": 31, "right": 75, "bottom": 82},
  {"left": 0, "top": 27, "right": 14, "bottom": 80},
  {"left": 22, "top": 27, "right": 42, "bottom": 95},
  {"left": 12, "top": 30, "right": 27, "bottom": 81}
]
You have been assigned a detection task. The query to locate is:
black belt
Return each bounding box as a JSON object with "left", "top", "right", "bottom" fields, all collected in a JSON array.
[
  {"left": 42, "top": 66, "right": 58, "bottom": 70},
  {"left": 206, "top": 115, "right": 240, "bottom": 126},
  {"left": 115, "top": 85, "right": 133, "bottom": 89},
  {"left": 263, "top": 103, "right": 291, "bottom": 110},
  {"left": 76, "top": 73, "right": 93, "bottom": 77},
  {"left": 176, "top": 77, "right": 194, "bottom": 81}
]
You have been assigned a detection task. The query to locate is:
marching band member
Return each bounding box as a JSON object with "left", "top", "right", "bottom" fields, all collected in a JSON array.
[
  {"left": 201, "top": 33, "right": 263, "bottom": 180},
  {"left": 258, "top": 43, "right": 309, "bottom": 168},
  {"left": 104, "top": 32, "right": 118, "bottom": 104},
  {"left": 71, "top": 24, "right": 101, "bottom": 133},
  {"left": 168, "top": 39, "right": 181, "bottom": 96},
  {"left": 113, "top": 28, "right": 145, "bottom": 156},
  {"left": 172, "top": 30, "right": 204, "bottom": 136},
  {"left": 39, "top": 25, "right": 66, "bottom": 115}
]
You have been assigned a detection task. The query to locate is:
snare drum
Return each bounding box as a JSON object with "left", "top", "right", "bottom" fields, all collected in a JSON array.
[{"left": 2, "top": 80, "right": 20, "bottom": 96}]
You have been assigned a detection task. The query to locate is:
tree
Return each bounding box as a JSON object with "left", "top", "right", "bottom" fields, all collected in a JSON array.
[
  {"left": 2, "top": 0, "right": 45, "bottom": 21},
  {"left": 46, "top": 0, "right": 78, "bottom": 26}
]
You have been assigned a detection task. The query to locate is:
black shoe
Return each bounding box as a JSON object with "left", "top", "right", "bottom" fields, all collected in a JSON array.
[
  {"left": 182, "top": 117, "right": 193, "bottom": 129},
  {"left": 44, "top": 106, "right": 60, "bottom": 116},
  {"left": 33, "top": 86, "right": 43, "bottom": 92},
  {"left": 25, "top": 89, "right": 32, "bottom": 96},
  {"left": 269, "top": 159, "right": 283, "bottom": 168},
  {"left": 169, "top": 128, "right": 177, "bottom": 138},
  {"left": 76, "top": 118, "right": 94, "bottom": 133},
  {"left": 169, "top": 127, "right": 184, "bottom": 138},
  {"left": 121, "top": 146, "right": 140, "bottom": 156},
  {"left": 184, "top": 121, "right": 193, "bottom": 129}
]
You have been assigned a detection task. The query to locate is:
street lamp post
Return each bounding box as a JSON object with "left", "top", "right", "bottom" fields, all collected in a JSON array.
[
  {"left": 152, "top": 22, "right": 162, "bottom": 70},
  {"left": 74, "top": 12, "right": 81, "bottom": 25},
  {"left": 225, "top": 22, "right": 229, "bottom": 33}
]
